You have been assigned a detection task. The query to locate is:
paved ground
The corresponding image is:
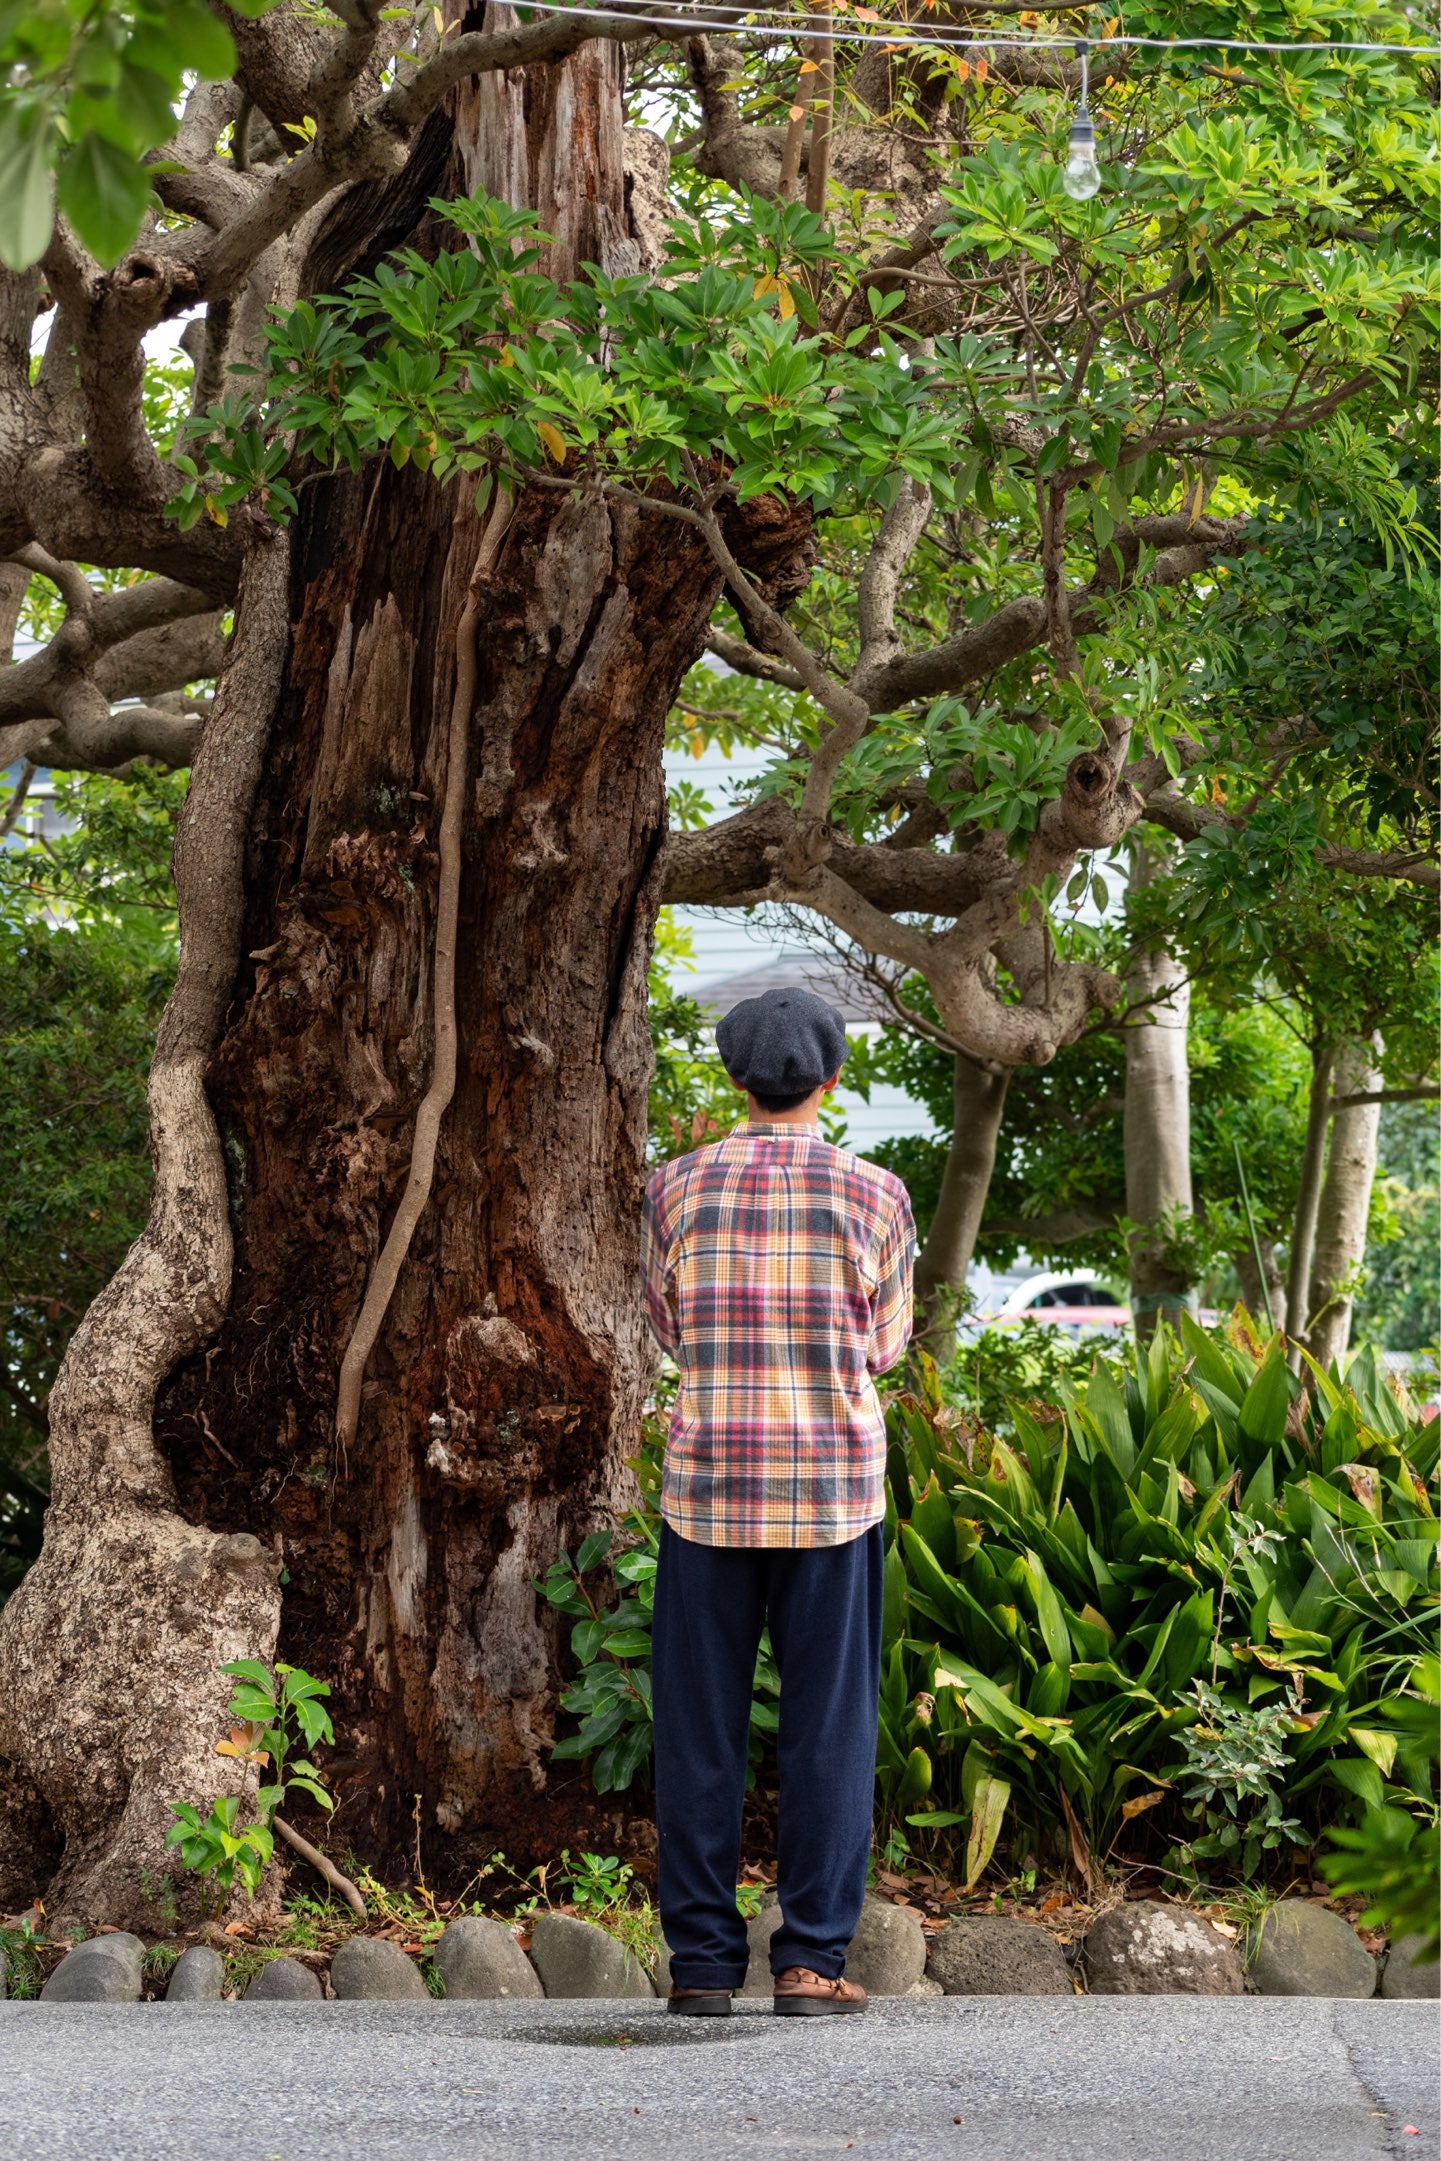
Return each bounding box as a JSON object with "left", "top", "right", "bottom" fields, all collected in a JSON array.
[{"left": 3, "top": 1996, "right": 1436, "bottom": 2161}]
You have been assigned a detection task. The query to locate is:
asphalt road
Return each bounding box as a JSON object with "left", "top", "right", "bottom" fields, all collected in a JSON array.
[{"left": 3, "top": 1996, "right": 1436, "bottom": 2161}]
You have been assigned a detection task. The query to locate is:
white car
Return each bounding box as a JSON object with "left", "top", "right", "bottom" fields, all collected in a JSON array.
[{"left": 974, "top": 1268, "right": 1130, "bottom": 1337}]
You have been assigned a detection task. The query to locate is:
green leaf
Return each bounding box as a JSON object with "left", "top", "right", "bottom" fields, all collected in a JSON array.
[
  {"left": 0, "top": 106, "right": 55, "bottom": 271},
  {"left": 963, "top": 1766, "right": 1011, "bottom": 1890},
  {"left": 57, "top": 134, "right": 153, "bottom": 268},
  {"left": 576, "top": 1530, "right": 613, "bottom": 1574},
  {"left": 1237, "top": 1340, "right": 1291, "bottom": 1448},
  {"left": 898, "top": 1744, "right": 933, "bottom": 1804},
  {"left": 222, "top": 1660, "right": 277, "bottom": 1688},
  {"left": 601, "top": 1628, "right": 652, "bottom": 1658},
  {"left": 1330, "top": 1756, "right": 1387, "bottom": 1812},
  {"left": 140, "top": 0, "right": 236, "bottom": 79}
]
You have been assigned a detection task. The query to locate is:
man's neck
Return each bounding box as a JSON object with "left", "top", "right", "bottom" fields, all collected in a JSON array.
[{"left": 744, "top": 1096, "right": 822, "bottom": 1129}]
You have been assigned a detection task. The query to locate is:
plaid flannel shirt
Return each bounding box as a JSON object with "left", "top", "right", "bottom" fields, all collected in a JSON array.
[{"left": 640, "top": 1120, "right": 915, "bottom": 1549}]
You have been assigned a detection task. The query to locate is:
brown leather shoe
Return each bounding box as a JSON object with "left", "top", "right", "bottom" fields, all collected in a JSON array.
[
  {"left": 667, "top": 1986, "right": 735, "bottom": 2017},
  {"left": 773, "top": 1967, "right": 868, "bottom": 2017}
]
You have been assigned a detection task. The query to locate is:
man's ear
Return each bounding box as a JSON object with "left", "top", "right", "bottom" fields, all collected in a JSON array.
[{"left": 821, "top": 1073, "right": 841, "bottom": 1096}]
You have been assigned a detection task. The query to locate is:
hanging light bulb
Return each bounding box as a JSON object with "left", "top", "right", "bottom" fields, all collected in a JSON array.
[{"left": 1061, "top": 39, "right": 1102, "bottom": 200}]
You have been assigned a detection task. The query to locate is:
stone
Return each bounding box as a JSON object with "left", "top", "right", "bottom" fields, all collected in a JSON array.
[
  {"left": 433, "top": 1917, "right": 543, "bottom": 2002},
  {"left": 907, "top": 1974, "right": 944, "bottom": 1997},
  {"left": 1086, "top": 1903, "right": 1244, "bottom": 1996},
  {"left": 846, "top": 1897, "right": 928, "bottom": 1997},
  {"left": 41, "top": 1933, "right": 145, "bottom": 2003},
  {"left": 650, "top": 1930, "right": 673, "bottom": 1999},
  {"left": 1244, "top": 1901, "right": 1375, "bottom": 1999},
  {"left": 1381, "top": 1935, "right": 1440, "bottom": 2001},
  {"left": 528, "top": 1914, "right": 653, "bottom": 1999},
  {"left": 165, "top": 1946, "right": 226, "bottom": 2002},
  {"left": 739, "top": 1900, "right": 784, "bottom": 1997},
  {"left": 927, "top": 1917, "right": 1073, "bottom": 1997},
  {"left": 244, "top": 1957, "right": 323, "bottom": 2001},
  {"left": 740, "top": 1894, "right": 926, "bottom": 1997},
  {"left": 329, "top": 1937, "right": 429, "bottom": 2001}
]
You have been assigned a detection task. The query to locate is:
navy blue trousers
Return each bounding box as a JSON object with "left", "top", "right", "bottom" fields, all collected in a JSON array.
[{"left": 652, "top": 1520, "right": 883, "bottom": 1990}]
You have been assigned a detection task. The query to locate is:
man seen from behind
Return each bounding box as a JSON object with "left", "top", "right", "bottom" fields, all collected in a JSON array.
[{"left": 640, "top": 986, "right": 915, "bottom": 2018}]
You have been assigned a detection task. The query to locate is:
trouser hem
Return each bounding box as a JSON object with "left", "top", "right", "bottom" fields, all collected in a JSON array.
[{"left": 668, "top": 1968, "right": 747, "bottom": 1992}]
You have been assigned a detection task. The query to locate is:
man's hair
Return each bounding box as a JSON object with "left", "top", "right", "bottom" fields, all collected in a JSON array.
[{"left": 750, "top": 1086, "right": 817, "bottom": 1114}]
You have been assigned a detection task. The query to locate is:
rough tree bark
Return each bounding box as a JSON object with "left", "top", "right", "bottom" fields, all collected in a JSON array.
[
  {"left": 1305, "top": 1033, "right": 1385, "bottom": 1368},
  {"left": 0, "top": 33, "right": 810, "bottom": 1919},
  {"left": 0, "top": 541, "right": 290, "bottom": 1921},
  {"left": 912, "top": 1058, "right": 1010, "bottom": 1364},
  {"left": 1122, "top": 846, "right": 1195, "bottom": 1340}
]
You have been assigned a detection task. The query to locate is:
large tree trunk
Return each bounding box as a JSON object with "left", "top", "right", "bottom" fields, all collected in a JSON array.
[
  {"left": 912, "top": 1057, "right": 1009, "bottom": 1364},
  {"left": 0, "top": 35, "right": 811, "bottom": 1921},
  {"left": 1305, "top": 1034, "right": 1384, "bottom": 1369},
  {"left": 1122, "top": 850, "right": 1194, "bottom": 1340}
]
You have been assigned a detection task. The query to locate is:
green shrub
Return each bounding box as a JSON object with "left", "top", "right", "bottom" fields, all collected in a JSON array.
[
  {"left": 535, "top": 1429, "right": 780, "bottom": 1793},
  {"left": 1318, "top": 1650, "right": 1440, "bottom": 1959},
  {"left": 546, "top": 1318, "right": 1439, "bottom": 1893},
  {"left": 884, "top": 1318, "right": 1438, "bottom": 1881}
]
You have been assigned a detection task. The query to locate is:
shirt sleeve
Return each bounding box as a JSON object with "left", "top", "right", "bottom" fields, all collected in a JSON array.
[
  {"left": 866, "top": 1190, "right": 916, "bottom": 1376},
  {"left": 639, "top": 1173, "right": 680, "bottom": 1356}
]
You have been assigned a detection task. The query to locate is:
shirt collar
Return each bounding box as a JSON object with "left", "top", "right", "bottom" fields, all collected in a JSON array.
[{"left": 741, "top": 1118, "right": 822, "bottom": 1135}]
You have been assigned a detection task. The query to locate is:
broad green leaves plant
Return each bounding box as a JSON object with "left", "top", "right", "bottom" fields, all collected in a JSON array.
[
  {"left": 172, "top": 190, "right": 969, "bottom": 534},
  {"left": 1319, "top": 1649, "right": 1441, "bottom": 1958},
  {"left": 545, "top": 1318, "right": 1438, "bottom": 1897},
  {"left": 535, "top": 1425, "right": 780, "bottom": 1794},
  {"left": 165, "top": 1659, "right": 335, "bottom": 1909},
  {"left": 878, "top": 1317, "right": 1438, "bottom": 1879}
]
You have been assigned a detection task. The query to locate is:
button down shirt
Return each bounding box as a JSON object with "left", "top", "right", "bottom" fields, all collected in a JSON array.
[{"left": 640, "top": 1120, "right": 915, "bottom": 1549}]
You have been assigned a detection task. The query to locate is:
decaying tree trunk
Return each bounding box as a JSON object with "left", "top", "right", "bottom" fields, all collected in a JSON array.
[
  {"left": 0, "top": 33, "right": 811, "bottom": 1920},
  {"left": 1123, "top": 848, "right": 1194, "bottom": 1340},
  {"left": 912, "top": 1058, "right": 1010, "bottom": 1363},
  {"left": 1305, "top": 1034, "right": 1385, "bottom": 1368}
]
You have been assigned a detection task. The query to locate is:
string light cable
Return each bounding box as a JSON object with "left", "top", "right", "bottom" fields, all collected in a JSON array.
[
  {"left": 508, "top": 1, "right": 1437, "bottom": 194},
  {"left": 507, "top": 1, "right": 1441, "bottom": 58}
]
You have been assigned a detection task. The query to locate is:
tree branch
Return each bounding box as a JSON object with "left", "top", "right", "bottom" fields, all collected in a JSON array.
[
  {"left": 983, "top": 1201, "right": 1122, "bottom": 1246},
  {"left": 705, "top": 625, "right": 805, "bottom": 690},
  {"left": 855, "top": 478, "right": 933, "bottom": 676}
]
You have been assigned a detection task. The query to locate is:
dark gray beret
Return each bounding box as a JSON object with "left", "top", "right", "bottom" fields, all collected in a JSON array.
[{"left": 715, "top": 987, "right": 848, "bottom": 1096}]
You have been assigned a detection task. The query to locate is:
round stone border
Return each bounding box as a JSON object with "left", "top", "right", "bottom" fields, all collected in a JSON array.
[{"left": 12, "top": 1896, "right": 1430, "bottom": 2005}]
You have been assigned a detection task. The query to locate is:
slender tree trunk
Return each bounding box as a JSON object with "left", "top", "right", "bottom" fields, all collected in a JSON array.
[
  {"left": 0, "top": 34, "right": 813, "bottom": 1920},
  {"left": 1285, "top": 1040, "right": 1334, "bottom": 1371},
  {"left": 1233, "top": 1238, "right": 1287, "bottom": 1336},
  {"left": 913, "top": 1057, "right": 1009, "bottom": 1364},
  {"left": 1122, "top": 850, "right": 1194, "bottom": 1341},
  {"left": 1305, "top": 1034, "right": 1384, "bottom": 1369}
]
